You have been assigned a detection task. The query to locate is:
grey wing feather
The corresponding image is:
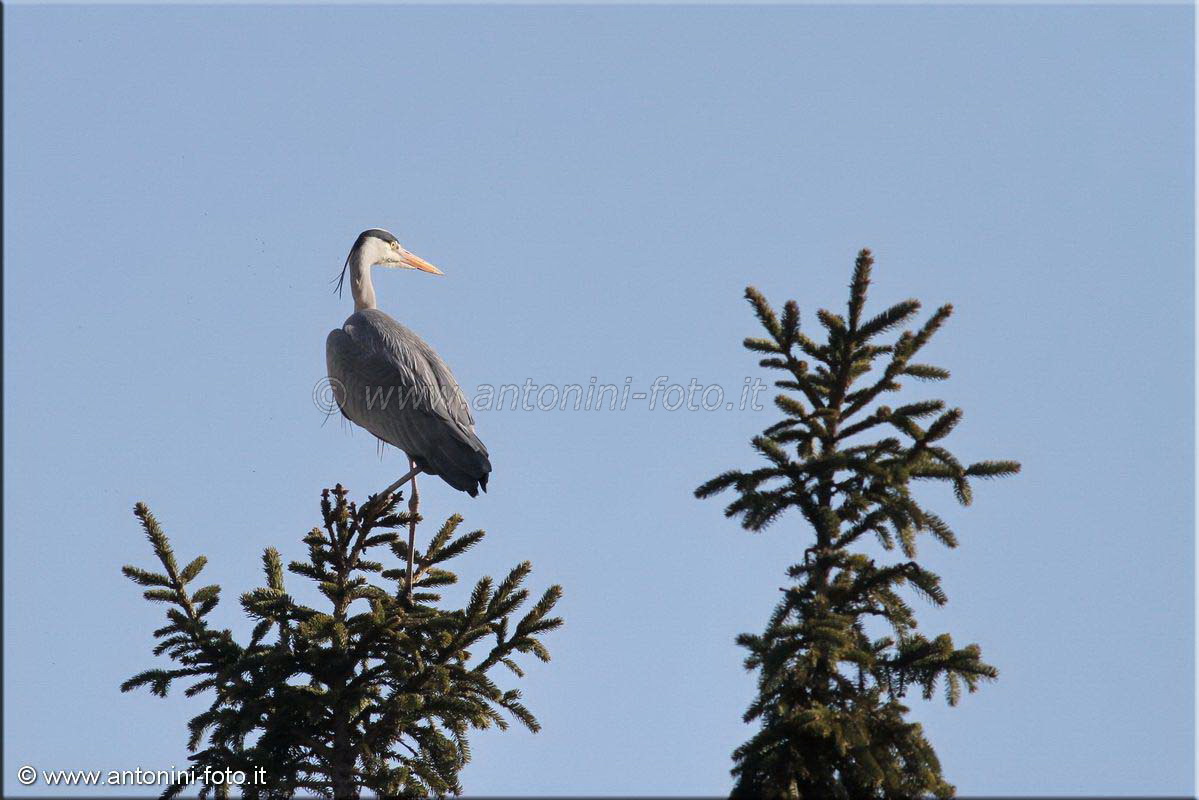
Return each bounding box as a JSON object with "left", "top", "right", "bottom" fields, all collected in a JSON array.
[{"left": 326, "top": 309, "right": 491, "bottom": 495}]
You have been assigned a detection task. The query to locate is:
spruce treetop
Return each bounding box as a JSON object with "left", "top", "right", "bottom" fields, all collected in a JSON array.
[
  {"left": 123, "top": 485, "right": 562, "bottom": 799},
  {"left": 698, "top": 249, "right": 1019, "bottom": 799}
]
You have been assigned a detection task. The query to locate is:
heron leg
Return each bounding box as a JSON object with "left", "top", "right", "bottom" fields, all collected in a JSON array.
[
  {"left": 382, "top": 464, "right": 423, "bottom": 500},
  {"left": 406, "top": 460, "right": 419, "bottom": 600}
]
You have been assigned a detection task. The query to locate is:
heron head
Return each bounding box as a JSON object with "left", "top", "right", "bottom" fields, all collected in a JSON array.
[{"left": 336, "top": 228, "right": 444, "bottom": 297}]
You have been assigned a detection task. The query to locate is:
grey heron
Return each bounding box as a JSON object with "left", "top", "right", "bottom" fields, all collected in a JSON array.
[{"left": 326, "top": 228, "right": 492, "bottom": 510}]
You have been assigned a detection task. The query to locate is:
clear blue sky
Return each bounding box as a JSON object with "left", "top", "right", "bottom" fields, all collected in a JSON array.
[{"left": 4, "top": 4, "right": 1193, "bottom": 796}]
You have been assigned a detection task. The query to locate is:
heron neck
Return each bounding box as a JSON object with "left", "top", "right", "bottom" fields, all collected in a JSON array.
[{"left": 350, "top": 252, "right": 377, "bottom": 311}]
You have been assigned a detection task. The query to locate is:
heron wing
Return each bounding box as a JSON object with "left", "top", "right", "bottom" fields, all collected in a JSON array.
[{"left": 326, "top": 309, "right": 491, "bottom": 494}]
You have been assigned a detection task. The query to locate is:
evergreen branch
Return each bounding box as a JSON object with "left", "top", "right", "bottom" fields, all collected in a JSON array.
[
  {"left": 965, "top": 460, "right": 1022, "bottom": 479},
  {"left": 847, "top": 248, "right": 873, "bottom": 332},
  {"left": 744, "top": 336, "right": 781, "bottom": 354},
  {"left": 695, "top": 470, "right": 743, "bottom": 499},
  {"left": 781, "top": 300, "right": 801, "bottom": 349},
  {"left": 910, "top": 304, "right": 954, "bottom": 354},
  {"left": 745, "top": 286, "right": 783, "bottom": 342},
  {"left": 817, "top": 309, "right": 847, "bottom": 341},
  {"left": 122, "top": 566, "right": 173, "bottom": 588},
  {"left": 904, "top": 364, "right": 951, "bottom": 381},
  {"left": 857, "top": 299, "right": 921, "bottom": 342},
  {"left": 180, "top": 556, "right": 208, "bottom": 584}
]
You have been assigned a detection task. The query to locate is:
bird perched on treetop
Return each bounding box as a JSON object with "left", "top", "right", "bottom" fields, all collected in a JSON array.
[{"left": 326, "top": 229, "right": 491, "bottom": 500}]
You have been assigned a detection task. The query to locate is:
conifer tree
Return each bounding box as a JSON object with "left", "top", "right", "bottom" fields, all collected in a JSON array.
[
  {"left": 123, "top": 485, "right": 562, "bottom": 799},
  {"left": 697, "top": 250, "right": 1019, "bottom": 798}
]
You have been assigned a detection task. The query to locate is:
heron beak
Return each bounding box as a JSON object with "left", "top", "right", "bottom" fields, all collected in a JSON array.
[{"left": 400, "top": 250, "right": 444, "bottom": 275}]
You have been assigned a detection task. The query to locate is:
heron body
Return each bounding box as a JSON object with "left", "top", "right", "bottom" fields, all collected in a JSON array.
[{"left": 326, "top": 229, "right": 491, "bottom": 497}]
